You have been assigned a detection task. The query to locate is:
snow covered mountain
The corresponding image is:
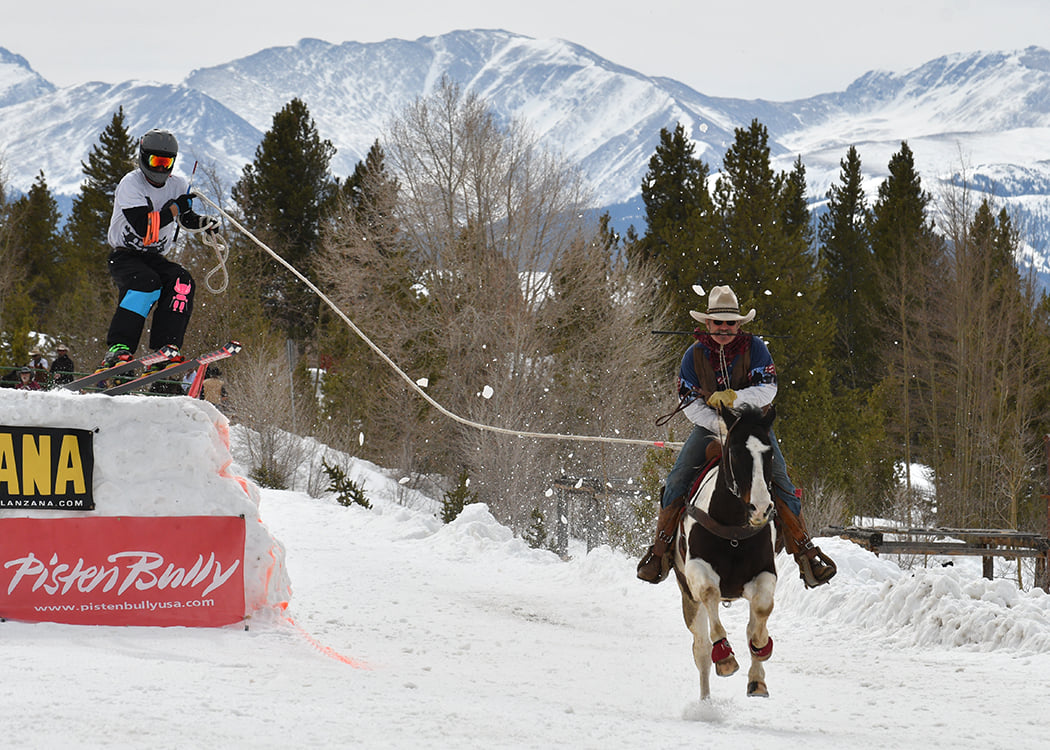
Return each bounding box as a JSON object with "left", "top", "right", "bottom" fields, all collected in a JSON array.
[{"left": 3, "top": 30, "right": 1050, "bottom": 281}]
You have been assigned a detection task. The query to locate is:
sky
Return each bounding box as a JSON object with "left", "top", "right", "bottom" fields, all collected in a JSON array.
[
  {"left": 5, "top": 0, "right": 1050, "bottom": 100},
  {"left": 2, "top": 387, "right": 1049, "bottom": 748}
]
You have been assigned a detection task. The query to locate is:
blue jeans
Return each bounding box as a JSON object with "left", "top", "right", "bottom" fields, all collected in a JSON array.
[{"left": 662, "top": 424, "right": 801, "bottom": 516}]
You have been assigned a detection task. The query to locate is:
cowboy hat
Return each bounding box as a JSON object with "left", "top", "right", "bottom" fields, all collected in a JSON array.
[{"left": 689, "top": 285, "right": 756, "bottom": 324}]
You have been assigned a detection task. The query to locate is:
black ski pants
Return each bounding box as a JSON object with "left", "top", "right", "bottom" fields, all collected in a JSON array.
[{"left": 105, "top": 249, "right": 195, "bottom": 353}]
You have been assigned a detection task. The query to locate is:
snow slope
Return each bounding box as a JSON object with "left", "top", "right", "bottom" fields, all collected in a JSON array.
[{"left": 1, "top": 390, "right": 1048, "bottom": 749}]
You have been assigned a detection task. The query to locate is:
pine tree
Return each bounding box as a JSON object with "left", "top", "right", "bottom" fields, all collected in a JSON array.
[
  {"left": 631, "top": 123, "right": 716, "bottom": 329},
  {"left": 232, "top": 98, "right": 337, "bottom": 342},
  {"left": 66, "top": 107, "right": 136, "bottom": 253},
  {"left": 58, "top": 108, "right": 136, "bottom": 359},
  {"left": 708, "top": 120, "right": 832, "bottom": 496},
  {"left": 0, "top": 162, "right": 30, "bottom": 365},
  {"left": 321, "top": 458, "right": 372, "bottom": 509},
  {"left": 441, "top": 469, "right": 477, "bottom": 523},
  {"left": 814, "top": 146, "right": 895, "bottom": 513},
  {"left": 8, "top": 172, "right": 62, "bottom": 333},
  {"left": 523, "top": 507, "right": 548, "bottom": 549},
  {"left": 818, "top": 146, "right": 878, "bottom": 391},
  {"left": 712, "top": 119, "right": 780, "bottom": 293},
  {"left": 710, "top": 123, "right": 824, "bottom": 390},
  {"left": 868, "top": 141, "right": 946, "bottom": 492}
]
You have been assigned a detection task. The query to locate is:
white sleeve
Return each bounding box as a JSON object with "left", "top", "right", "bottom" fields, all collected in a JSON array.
[
  {"left": 735, "top": 381, "right": 777, "bottom": 410},
  {"left": 682, "top": 380, "right": 777, "bottom": 430},
  {"left": 682, "top": 398, "right": 721, "bottom": 432}
]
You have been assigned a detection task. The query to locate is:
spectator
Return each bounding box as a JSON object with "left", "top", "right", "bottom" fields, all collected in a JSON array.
[
  {"left": 15, "top": 366, "right": 42, "bottom": 391},
  {"left": 28, "top": 348, "right": 49, "bottom": 381},
  {"left": 50, "top": 344, "right": 76, "bottom": 386},
  {"left": 200, "top": 365, "right": 228, "bottom": 410}
]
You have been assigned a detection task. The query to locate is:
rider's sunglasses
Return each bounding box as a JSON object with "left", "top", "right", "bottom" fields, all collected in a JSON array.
[{"left": 712, "top": 320, "right": 739, "bottom": 328}]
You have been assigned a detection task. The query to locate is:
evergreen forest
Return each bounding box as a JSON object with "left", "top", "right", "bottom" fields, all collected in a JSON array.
[{"left": 3, "top": 81, "right": 1048, "bottom": 549}]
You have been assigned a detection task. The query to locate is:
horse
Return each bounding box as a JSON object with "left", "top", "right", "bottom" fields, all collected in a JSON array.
[{"left": 672, "top": 403, "right": 778, "bottom": 700}]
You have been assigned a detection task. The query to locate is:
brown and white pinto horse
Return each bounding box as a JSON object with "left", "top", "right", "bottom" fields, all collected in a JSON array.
[{"left": 673, "top": 403, "right": 777, "bottom": 700}]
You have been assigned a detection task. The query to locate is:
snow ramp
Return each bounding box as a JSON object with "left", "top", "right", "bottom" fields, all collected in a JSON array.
[{"left": 0, "top": 388, "right": 291, "bottom": 626}]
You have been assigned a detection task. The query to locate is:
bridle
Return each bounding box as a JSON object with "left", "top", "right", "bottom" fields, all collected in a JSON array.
[{"left": 687, "top": 409, "right": 775, "bottom": 543}]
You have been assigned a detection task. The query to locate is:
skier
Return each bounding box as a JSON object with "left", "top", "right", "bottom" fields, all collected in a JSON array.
[{"left": 99, "top": 128, "right": 219, "bottom": 370}]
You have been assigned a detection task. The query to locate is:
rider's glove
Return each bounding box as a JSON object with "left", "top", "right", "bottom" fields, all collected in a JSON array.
[{"left": 706, "top": 389, "right": 738, "bottom": 409}]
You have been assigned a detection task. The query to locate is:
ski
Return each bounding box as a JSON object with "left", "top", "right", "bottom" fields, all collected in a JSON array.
[
  {"left": 186, "top": 361, "right": 209, "bottom": 399},
  {"left": 57, "top": 345, "right": 180, "bottom": 392},
  {"left": 101, "top": 341, "right": 242, "bottom": 396}
]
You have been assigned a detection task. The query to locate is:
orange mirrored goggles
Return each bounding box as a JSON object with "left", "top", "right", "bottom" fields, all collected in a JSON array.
[{"left": 147, "top": 154, "right": 175, "bottom": 170}]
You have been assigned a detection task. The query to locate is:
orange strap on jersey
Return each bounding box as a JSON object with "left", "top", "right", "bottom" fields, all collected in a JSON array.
[{"left": 144, "top": 210, "right": 161, "bottom": 246}]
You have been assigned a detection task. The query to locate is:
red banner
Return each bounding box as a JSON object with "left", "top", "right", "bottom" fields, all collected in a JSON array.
[{"left": 0, "top": 516, "right": 245, "bottom": 627}]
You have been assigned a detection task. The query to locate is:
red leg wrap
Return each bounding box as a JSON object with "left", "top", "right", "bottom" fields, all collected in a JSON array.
[
  {"left": 749, "top": 636, "right": 773, "bottom": 660},
  {"left": 711, "top": 637, "right": 734, "bottom": 663}
]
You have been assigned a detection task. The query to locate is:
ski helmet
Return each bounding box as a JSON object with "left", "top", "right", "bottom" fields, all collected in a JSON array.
[{"left": 139, "top": 128, "right": 178, "bottom": 186}]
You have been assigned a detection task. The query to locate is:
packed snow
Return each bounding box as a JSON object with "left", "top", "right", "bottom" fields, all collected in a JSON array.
[{"left": 1, "top": 388, "right": 1048, "bottom": 749}]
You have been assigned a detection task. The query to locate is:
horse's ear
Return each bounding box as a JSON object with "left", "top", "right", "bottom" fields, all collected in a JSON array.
[
  {"left": 721, "top": 404, "right": 739, "bottom": 430},
  {"left": 761, "top": 404, "right": 776, "bottom": 427}
]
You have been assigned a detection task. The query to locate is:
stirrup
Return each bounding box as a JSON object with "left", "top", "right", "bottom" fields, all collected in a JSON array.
[
  {"left": 636, "top": 546, "right": 671, "bottom": 584},
  {"left": 795, "top": 545, "right": 837, "bottom": 589}
]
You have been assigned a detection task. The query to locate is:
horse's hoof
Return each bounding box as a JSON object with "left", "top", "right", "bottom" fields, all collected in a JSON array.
[
  {"left": 715, "top": 655, "right": 739, "bottom": 677},
  {"left": 749, "top": 636, "right": 773, "bottom": 661},
  {"left": 747, "top": 680, "right": 769, "bottom": 697}
]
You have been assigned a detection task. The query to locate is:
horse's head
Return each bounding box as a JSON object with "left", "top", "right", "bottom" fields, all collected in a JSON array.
[{"left": 720, "top": 404, "right": 776, "bottom": 528}]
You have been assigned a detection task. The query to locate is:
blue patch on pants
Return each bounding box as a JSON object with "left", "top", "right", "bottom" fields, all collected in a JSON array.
[{"left": 119, "top": 288, "right": 161, "bottom": 317}]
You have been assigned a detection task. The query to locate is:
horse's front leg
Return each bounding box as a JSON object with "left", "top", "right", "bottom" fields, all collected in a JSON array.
[
  {"left": 679, "top": 583, "right": 712, "bottom": 701},
  {"left": 742, "top": 571, "right": 776, "bottom": 697},
  {"left": 696, "top": 582, "right": 737, "bottom": 677},
  {"left": 680, "top": 554, "right": 736, "bottom": 691}
]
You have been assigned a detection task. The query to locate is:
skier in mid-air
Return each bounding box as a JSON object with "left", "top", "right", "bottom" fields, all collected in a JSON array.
[{"left": 99, "top": 128, "right": 219, "bottom": 371}]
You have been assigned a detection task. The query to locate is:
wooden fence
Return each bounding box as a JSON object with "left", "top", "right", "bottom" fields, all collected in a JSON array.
[{"left": 822, "top": 525, "right": 1050, "bottom": 592}]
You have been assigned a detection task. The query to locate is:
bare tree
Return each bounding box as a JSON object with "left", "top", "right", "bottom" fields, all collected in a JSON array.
[
  {"left": 319, "top": 79, "right": 673, "bottom": 529},
  {"left": 227, "top": 332, "right": 323, "bottom": 490},
  {"left": 934, "top": 174, "right": 1048, "bottom": 528}
]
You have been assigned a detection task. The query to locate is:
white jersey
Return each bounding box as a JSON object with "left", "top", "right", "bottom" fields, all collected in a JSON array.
[{"left": 107, "top": 170, "right": 190, "bottom": 254}]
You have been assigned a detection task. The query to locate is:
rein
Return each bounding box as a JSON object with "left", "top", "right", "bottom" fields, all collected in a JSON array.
[{"left": 718, "top": 408, "right": 741, "bottom": 496}]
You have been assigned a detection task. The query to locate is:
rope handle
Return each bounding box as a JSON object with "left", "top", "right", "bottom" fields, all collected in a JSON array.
[
  {"left": 192, "top": 226, "right": 229, "bottom": 294},
  {"left": 191, "top": 191, "right": 684, "bottom": 450}
]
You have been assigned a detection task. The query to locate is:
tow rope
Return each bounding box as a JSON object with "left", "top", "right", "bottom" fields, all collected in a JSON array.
[{"left": 193, "top": 192, "right": 682, "bottom": 450}]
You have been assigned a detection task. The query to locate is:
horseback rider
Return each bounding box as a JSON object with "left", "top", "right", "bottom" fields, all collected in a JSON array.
[{"left": 637, "top": 284, "right": 837, "bottom": 588}]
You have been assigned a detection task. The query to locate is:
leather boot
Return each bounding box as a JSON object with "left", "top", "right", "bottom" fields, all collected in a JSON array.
[
  {"left": 637, "top": 494, "right": 686, "bottom": 584},
  {"left": 773, "top": 497, "right": 837, "bottom": 588}
]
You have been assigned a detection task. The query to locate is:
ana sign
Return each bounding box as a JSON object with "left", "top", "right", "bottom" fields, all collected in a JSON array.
[
  {"left": 0, "top": 516, "right": 245, "bottom": 627},
  {"left": 0, "top": 425, "right": 94, "bottom": 510}
]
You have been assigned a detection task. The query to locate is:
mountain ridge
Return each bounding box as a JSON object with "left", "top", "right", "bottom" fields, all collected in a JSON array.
[{"left": 3, "top": 31, "right": 1050, "bottom": 281}]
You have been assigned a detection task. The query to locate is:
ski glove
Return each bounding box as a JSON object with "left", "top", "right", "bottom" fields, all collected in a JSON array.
[
  {"left": 706, "top": 389, "right": 738, "bottom": 409},
  {"left": 173, "top": 193, "right": 194, "bottom": 214},
  {"left": 163, "top": 194, "right": 194, "bottom": 215},
  {"left": 198, "top": 215, "right": 221, "bottom": 234}
]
